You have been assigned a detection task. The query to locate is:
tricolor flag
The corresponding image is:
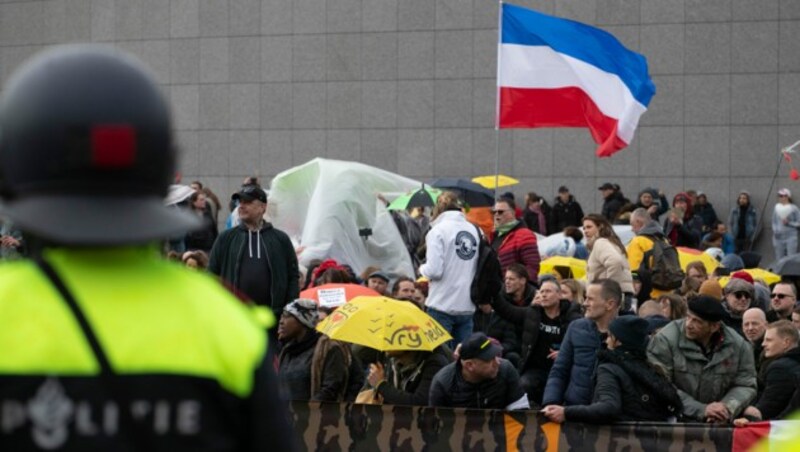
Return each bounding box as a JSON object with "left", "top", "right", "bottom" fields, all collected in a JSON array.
[
  {"left": 732, "top": 420, "right": 800, "bottom": 452},
  {"left": 496, "top": 3, "right": 656, "bottom": 157}
]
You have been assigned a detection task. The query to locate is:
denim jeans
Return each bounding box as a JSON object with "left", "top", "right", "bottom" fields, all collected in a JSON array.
[{"left": 426, "top": 308, "right": 474, "bottom": 350}]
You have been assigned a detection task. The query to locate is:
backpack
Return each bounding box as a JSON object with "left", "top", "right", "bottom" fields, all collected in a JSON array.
[
  {"left": 640, "top": 235, "right": 684, "bottom": 290},
  {"left": 470, "top": 224, "right": 503, "bottom": 306}
]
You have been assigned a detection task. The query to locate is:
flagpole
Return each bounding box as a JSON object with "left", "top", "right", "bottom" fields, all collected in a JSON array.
[{"left": 494, "top": 1, "right": 504, "bottom": 197}]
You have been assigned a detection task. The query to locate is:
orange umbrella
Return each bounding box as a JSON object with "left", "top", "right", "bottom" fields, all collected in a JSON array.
[{"left": 299, "top": 283, "right": 380, "bottom": 308}]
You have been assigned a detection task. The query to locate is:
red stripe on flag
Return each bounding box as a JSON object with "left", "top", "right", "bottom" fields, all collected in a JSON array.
[
  {"left": 732, "top": 422, "right": 771, "bottom": 452},
  {"left": 497, "top": 86, "right": 628, "bottom": 158},
  {"left": 91, "top": 125, "right": 136, "bottom": 168}
]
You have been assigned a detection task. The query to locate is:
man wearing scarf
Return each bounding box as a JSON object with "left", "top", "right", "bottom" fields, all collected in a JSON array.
[{"left": 491, "top": 198, "right": 541, "bottom": 282}]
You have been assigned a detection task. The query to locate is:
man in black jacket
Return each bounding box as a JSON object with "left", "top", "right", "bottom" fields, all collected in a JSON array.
[
  {"left": 734, "top": 320, "right": 800, "bottom": 425},
  {"left": 428, "top": 333, "right": 529, "bottom": 410},
  {"left": 598, "top": 183, "right": 629, "bottom": 223},
  {"left": 550, "top": 186, "right": 584, "bottom": 233}
]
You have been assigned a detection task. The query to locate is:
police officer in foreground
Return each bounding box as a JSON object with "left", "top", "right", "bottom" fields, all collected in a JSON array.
[{"left": 0, "top": 45, "right": 295, "bottom": 451}]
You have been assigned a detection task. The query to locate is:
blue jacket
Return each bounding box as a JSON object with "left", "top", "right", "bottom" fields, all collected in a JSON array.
[
  {"left": 542, "top": 317, "right": 604, "bottom": 407},
  {"left": 728, "top": 205, "right": 758, "bottom": 241}
]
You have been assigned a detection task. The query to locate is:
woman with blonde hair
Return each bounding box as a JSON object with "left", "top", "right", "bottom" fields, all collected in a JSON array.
[
  {"left": 583, "top": 214, "right": 635, "bottom": 312},
  {"left": 560, "top": 278, "right": 585, "bottom": 306}
]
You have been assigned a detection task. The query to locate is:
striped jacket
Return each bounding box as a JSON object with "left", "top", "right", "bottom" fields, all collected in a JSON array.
[{"left": 491, "top": 221, "right": 541, "bottom": 281}]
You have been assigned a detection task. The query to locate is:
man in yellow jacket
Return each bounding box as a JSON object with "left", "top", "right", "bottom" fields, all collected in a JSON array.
[{"left": 627, "top": 208, "right": 672, "bottom": 302}]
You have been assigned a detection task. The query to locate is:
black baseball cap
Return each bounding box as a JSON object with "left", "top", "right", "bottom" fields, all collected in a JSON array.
[
  {"left": 368, "top": 271, "right": 390, "bottom": 283},
  {"left": 460, "top": 332, "right": 502, "bottom": 361},
  {"left": 598, "top": 182, "right": 615, "bottom": 190},
  {"left": 558, "top": 185, "right": 569, "bottom": 193},
  {"left": 232, "top": 185, "right": 267, "bottom": 203}
]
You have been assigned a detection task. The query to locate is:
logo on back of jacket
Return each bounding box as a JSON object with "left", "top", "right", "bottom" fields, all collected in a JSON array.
[
  {"left": 455, "top": 231, "right": 477, "bottom": 260},
  {"left": 2, "top": 378, "right": 202, "bottom": 448}
]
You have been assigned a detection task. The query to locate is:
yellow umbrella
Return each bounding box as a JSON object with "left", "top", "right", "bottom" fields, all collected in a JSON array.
[
  {"left": 677, "top": 247, "right": 719, "bottom": 274},
  {"left": 472, "top": 174, "right": 519, "bottom": 189},
  {"left": 539, "top": 256, "right": 587, "bottom": 280},
  {"left": 719, "top": 268, "right": 782, "bottom": 288},
  {"left": 316, "top": 296, "right": 452, "bottom": 351}
]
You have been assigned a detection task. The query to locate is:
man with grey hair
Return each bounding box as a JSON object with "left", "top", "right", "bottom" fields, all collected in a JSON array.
[{"left": 626, "top": 208, "right": 673, "bottom": 302}]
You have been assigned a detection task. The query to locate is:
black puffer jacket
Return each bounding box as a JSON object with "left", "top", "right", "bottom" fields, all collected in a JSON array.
[
  {"left": 564, "top": 349, "right": 683, "bottom": 423},
  {"left": 755, "top": 347, "right": 800, "bottom": 420},
  {"left": 491, "top": 297, "right": 582, "bottom": 371},
  {"left": 549, "top": 195, "right": 584, "bottom": 233},
  {"left": 428, "top": 359, "right": 526, "bottom": 409}
]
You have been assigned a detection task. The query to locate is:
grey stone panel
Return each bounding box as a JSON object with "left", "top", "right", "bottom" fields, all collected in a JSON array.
[
  {"left": 397, "top": 80, "right": 434, "bottom": 128},
  {"left": 730, "top": 126, "right": 779, "bottom": 176},
  {"left": 45, "top": 0, "right": 91, "bottom": 43},
  {"left": 781, "top": 0, "right": 800, "bottom": 19},
  {"left": 684, "top": 75, "right": 731, "bottom": 125},
  {"left": 435, "top": 30, "right": 472, "bottom": 79},
  {"left": 91, "top": 0, "right": 115, "bottom": 41},
  {"left": 596, "top": 140, "right": 640, "bottom": 177},
  {"left": 292, "top": 82, "right": 326, "bottom": 128},
  {"left": 230, "top": 36, "right": 261, "bottom": 82},
  {"left": 0, "top": 46, "right": 36, "bottom": 84},
  {"left": 115, "top": 0, "right": 143, "bottom": 40},
  {"left": 362, "top": 33, "right": 398, "bottom": 80},
  {"left": 230, "top": 83, "right": 261, "bottom": 129},
  {"left": 362, "top": 81, "right": 397, "bottom": 128},
  {"left": 524, "top": 0, "right": 555, "bottom": 15},
  {"left": 292, "top": 130, "right": 326, "bottom": 165},
  {"left": 734, "top": 0, "right": 778, "bottom": 19},
  {"left": 44, "top": 0, "right": 66, "bottom": 43},
  {"left": 779, "top": 73, "right": 800, "bottom": 125},
  {"left": 637, "top": 127, "right": 684, "bottom": 176},
  {"left": 138, "top": 40, "right": 171, "bottom": 84},
  {"left": 261, "top": 0, "right": 292, "bottom": 35},
  {"left": 171, "top": 84, "right": 200, "bottom": 130},
  {"left": 261, "top": 36, "right": 292, "bottom": 82},
  {"left": 362, "top": 0, "right": 397, "bottom": 32},
  {"left": 143, "top": 0, "right": 171, "bottom": 38},
  {"left": 512, "top": 129, "right": 554, "bottom": 177},
  {"left": 327, "top": 0, "right": 362, "bottom": 33},
  {"left": 472, "top": 0, "right": 497, "bottom": 29},
  {"left": 229, "top": 0, "right": 261, "bottom": 35},
  {"left": 293, "top": 0, "right": 325, "bottom": 34},
  {"left": 684, "top": 126, "right": 731, "bottom": 177},
  {"left": 434, "top": 129, "right": 472, "bottom": 177},
  {"left": 398, "top": 0, "right": 434, "bottom": 31},
  {"left": 731, "top": 74, "right": 778, "bottom": 125},
  {"left": 261, "top": 82, "right": 293, "bottom": 129},
  {"left": 171, "top": 0, "right": 200, "bottom": 38},
  {"left": 602, "top": 25, "right": 640, "bottom": 53},
  {"left": 473, "top": 128, "right": 513, "bottom": 176},
  {"left": 198, "top": 130, "right": 230, "bottom": 174},
  {"left": 326, "top": 34, "right": 360, "bottom": 81},
  {"left": 261, "top": 130, "right": 293, "bottom": 176},
  {"left": 779, "top": 21, "right": 800, "bottom": 72},
  {"left": 327, "top": 130, "right": 362, "bottom": 162},
  {"left": 199, "top": 0, "right": 229, "bottom": 37},
  {"left": 229, "top": 130, "right": 261, "bottom": 174},
  {"left": 685, "top": 0, "right": 731, "bottom": 22},
  {"left": 473, "top": 29, "right": 496, "bottom": 79},
  {"left": 554, "top": 0, "right": 597, "bottom": 25},
  {"left": 641, "top": 75, "right": 683, "bottom": 126},
  {"left": 398, "top": 129, "right": 435, "bottom": 178},
  {"left": 552, "top": 129, "right": 598, "bottom": 178},
  {"left": 640, "top": 24, "right": 683, "bottom": 75},
  {"left": 199, "top": 84, "right": 230, "bottom": 129},
  {"left": 293, "top": 35, "right": 327, "bottom": 81},
  {"left": 471, "top": 78, "right": 495, "bottom": 128},
  {"left": 199, "top": 38, "right": 230, "bottom": 83},
  {"left": 685, "top": 23, "right": 731, "bottom": 74},
  {"left": 176, "top": 129, "right": 199, "bottom": 176},
  {"left": 170, "top": 39, "right": 200, "bottom": 83},
  {"left": 327, "top": 82, "right": 362, "bottom": 129},
  {"left": 398, "top": 32, "right": 434, "bottom": 79},
  {"left": 436, "top": 0, "right": 472, "bottom": 30},
  {"left": 596, "top": 0, "right": 640, "bottom": 25},
  {"left": 434, "top": 79, "right": 473, "bottom": 128},
  {"left": 731, "top": 22, "right": 778, "bottom": 73},
  {"left": 560, "top": 178, "right": 600, "bottom": 217},
  {"left": 361, "top": 129, "right": 398, "bottom": 171},
  {"left": 641, "top": 0, "right": 684, "bottom": 24}
]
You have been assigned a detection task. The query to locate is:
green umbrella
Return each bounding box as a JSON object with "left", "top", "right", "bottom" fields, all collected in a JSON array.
[{"left": 387, "top": 186, "right": 441, "bottom": 210}]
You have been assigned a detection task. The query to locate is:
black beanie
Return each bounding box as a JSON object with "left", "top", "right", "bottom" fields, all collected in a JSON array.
[{"left": 608, "top": 316, "right": 649, "bottom": 352}]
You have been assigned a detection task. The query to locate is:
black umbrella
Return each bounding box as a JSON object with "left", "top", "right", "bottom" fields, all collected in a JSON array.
[
  {"left": 429, "top": 178, "right": 495, "bottom": 207},
  {"left": 769, "top": 254, "right": 800, "bottom": 277}
]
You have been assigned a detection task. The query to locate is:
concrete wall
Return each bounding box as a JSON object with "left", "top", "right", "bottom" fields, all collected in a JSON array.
[{"left": 1, "top": 0, "right": 799, "bottom": 262}]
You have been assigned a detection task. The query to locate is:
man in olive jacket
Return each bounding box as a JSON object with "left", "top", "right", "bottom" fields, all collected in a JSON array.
[
  {"left": 647, "top": 296, "right": 757, "bottom": 423},
  {"left": 209, "top": 185, "right": 299, "bottom": 318}
]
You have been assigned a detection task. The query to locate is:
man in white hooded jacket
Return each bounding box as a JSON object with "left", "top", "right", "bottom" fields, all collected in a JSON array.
[{"left": 420, "top": 191, "right": 479, "bottom": 348}]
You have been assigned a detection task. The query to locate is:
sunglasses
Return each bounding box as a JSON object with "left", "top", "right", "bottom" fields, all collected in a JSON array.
[
  {"left": 771, "top": 293, "right": 794, "bottom": 300},
  {"left": 492, "top": 209, "right": 508, "bottom": 215},
  {"left": 732, "top": 291, "right": 751, "bottom": 299}
]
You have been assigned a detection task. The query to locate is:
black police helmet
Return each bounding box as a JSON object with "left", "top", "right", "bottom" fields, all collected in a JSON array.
[{"left": 0, "top": 45, "right": 200, "bottom": 245}]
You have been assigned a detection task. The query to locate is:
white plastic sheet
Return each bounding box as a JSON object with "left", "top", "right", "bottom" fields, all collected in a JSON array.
[
  {"left": 267, "top": 158, "right": 420, "bottom": 280},
  {"left": 537, "top": 225, "right": 634, "bottom": 258}
]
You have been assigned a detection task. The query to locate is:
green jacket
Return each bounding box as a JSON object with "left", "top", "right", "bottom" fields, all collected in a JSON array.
[
  {"left": 647, "top": 319, "right": 756, "bottom": 421},
  {"left": 209, "top": 222, "right": 299, "bottom": 317}
]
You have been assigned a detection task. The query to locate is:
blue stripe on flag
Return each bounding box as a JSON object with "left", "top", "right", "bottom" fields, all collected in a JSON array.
[{"left": 501, "top": 3, "right": 655, "bottom": 106}]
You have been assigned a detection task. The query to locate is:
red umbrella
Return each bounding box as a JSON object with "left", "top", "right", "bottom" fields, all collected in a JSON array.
[{"left": 299, "top": 283, "right": 380, "bottom": 308}]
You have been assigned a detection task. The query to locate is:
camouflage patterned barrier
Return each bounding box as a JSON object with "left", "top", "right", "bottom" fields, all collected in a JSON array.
[{"left": 288, "top": 402, "right": 742, "bottom": 451}]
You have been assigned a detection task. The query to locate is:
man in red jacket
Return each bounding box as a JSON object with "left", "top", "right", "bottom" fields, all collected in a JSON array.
[{"left": 491, "top": 198, "right": 541, "bottom": 282}]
